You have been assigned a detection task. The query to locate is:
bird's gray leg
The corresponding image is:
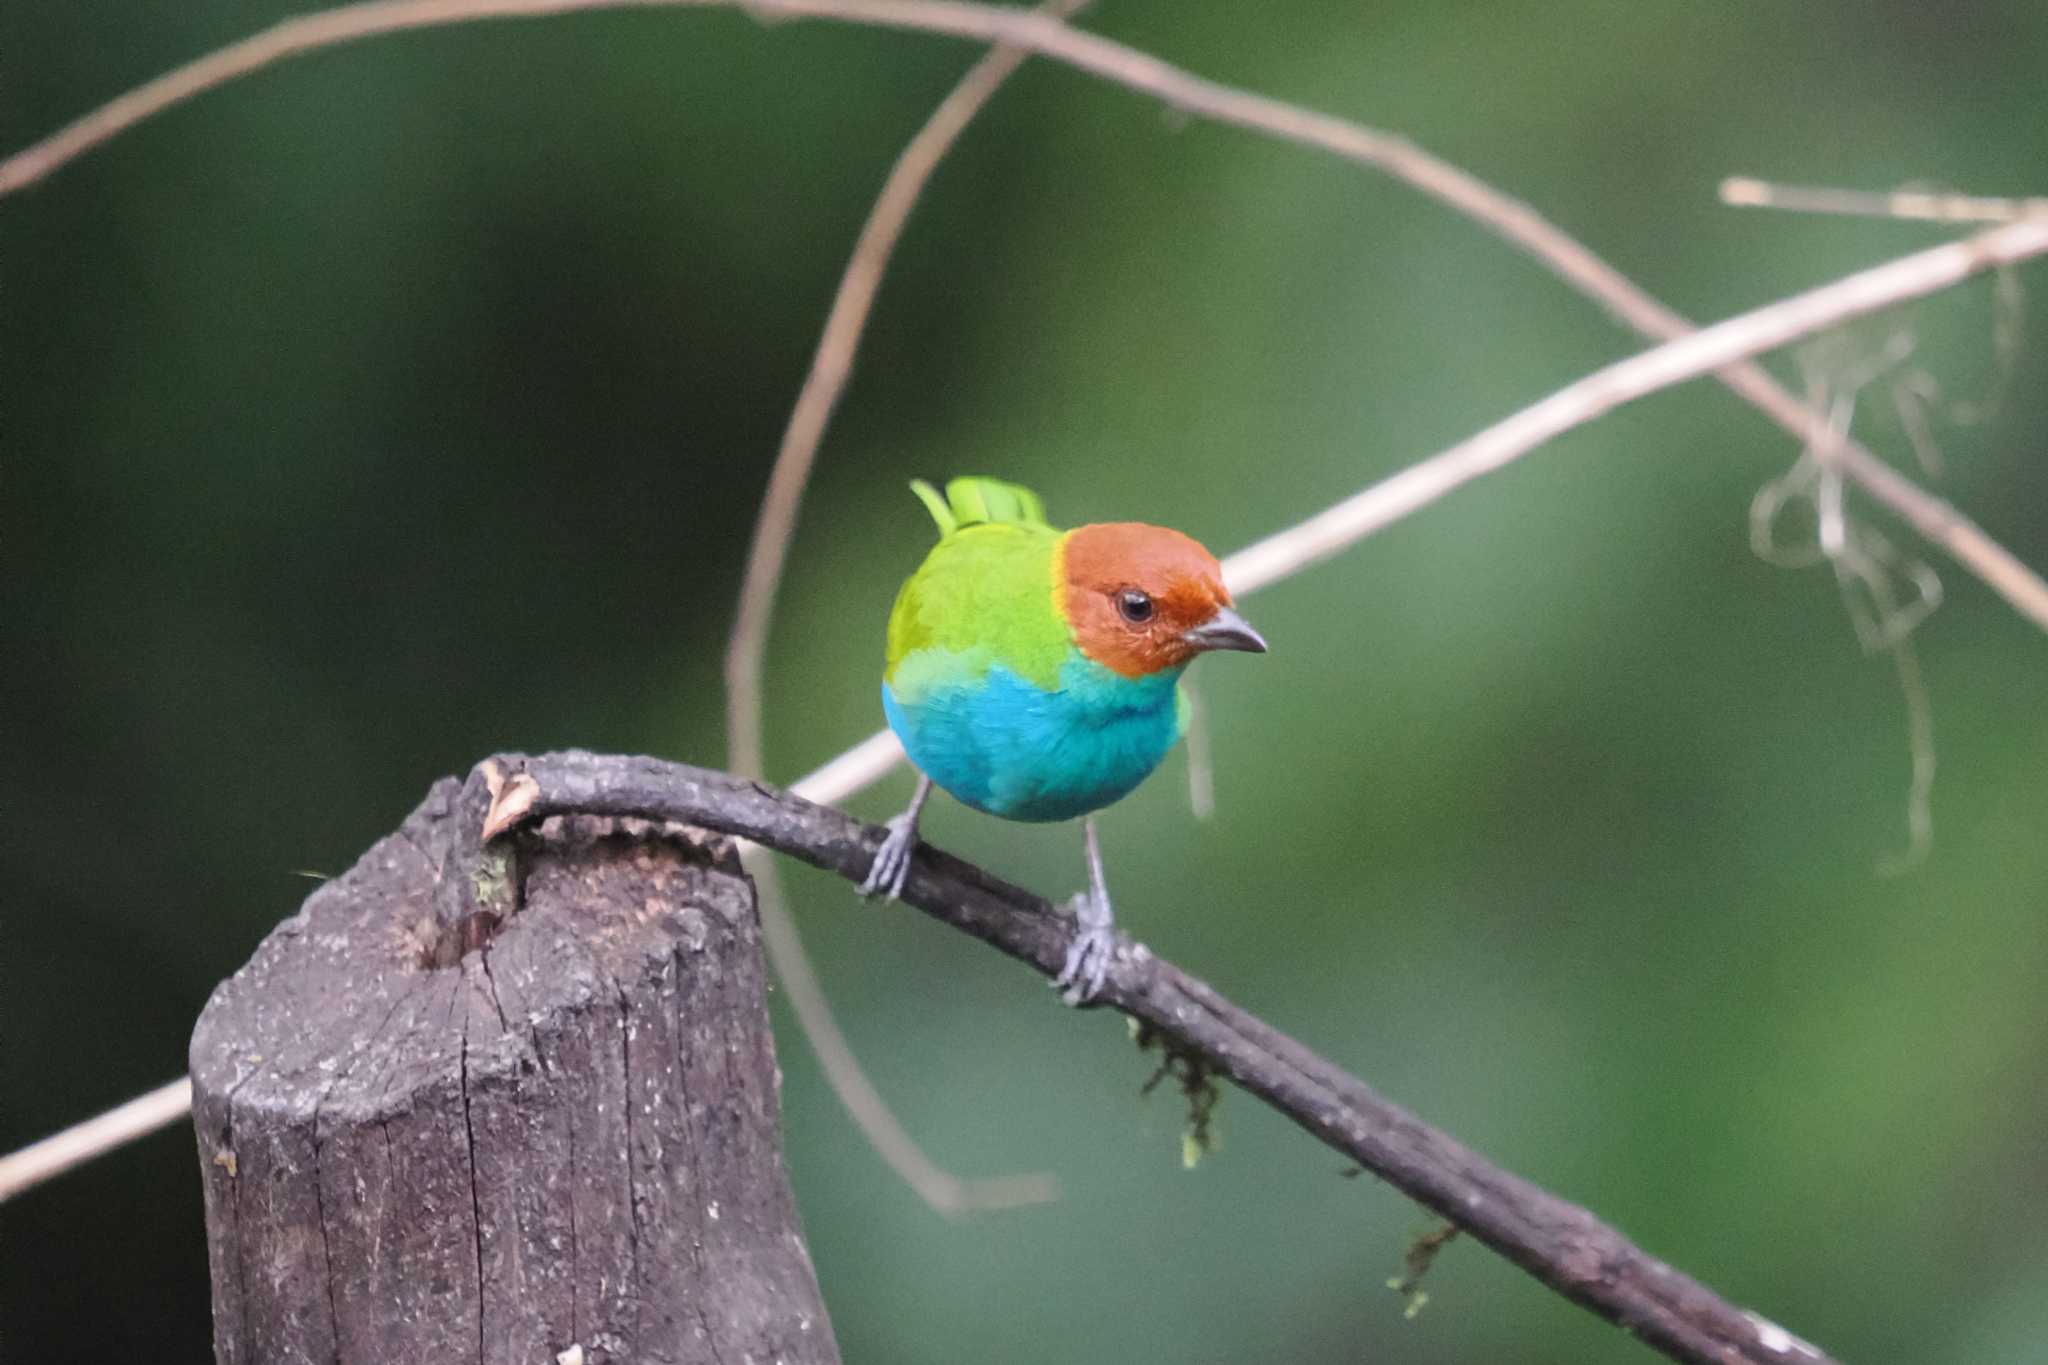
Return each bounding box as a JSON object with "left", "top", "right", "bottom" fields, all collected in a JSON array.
[
  {"left": 1053, "top": 816, "right": 1116, "bottom": 1005},
  {"left": 858, "top": 774, "right": 932, "bottom": 901}
]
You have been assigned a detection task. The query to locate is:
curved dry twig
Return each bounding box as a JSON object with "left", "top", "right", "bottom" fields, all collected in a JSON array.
[
  {"left": 743, "top": 848, "right": 1059, "bottom": 1212},
  {"left": 492, "top": 748, "right": 1841, "bottom": 1365},
  {"left": 721, "top": 0, "right": 1085, "bottom": 1217},
  {"left": 5, "top": 0, "right": 2045, "bottom": 635},
  {"left": 1221, "top": 214, "right": 2048, "bottom": 593},
  {"left": 724, "top": 0, "right": 1086, "bottom": 779}
]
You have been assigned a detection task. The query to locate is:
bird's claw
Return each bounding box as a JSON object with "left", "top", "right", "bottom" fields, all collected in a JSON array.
[
  {"left": 1053, "top": 891, "right": 1115, "bottom": 1006},
  {"left": 857, "top": 813, "right": 918, "bottom": 901}
]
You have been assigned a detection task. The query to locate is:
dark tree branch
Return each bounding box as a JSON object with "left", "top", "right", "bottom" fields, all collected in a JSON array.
[{"left": 490, "top": 750, "right": 1835, "bottom": 1365}]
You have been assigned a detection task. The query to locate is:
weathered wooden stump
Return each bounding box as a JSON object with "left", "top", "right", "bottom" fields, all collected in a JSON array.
[{"left": 190, "top": 762, "right": 840, "bottom": 1365}]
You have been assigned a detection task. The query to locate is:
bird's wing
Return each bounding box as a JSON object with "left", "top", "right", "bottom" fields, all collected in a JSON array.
[{"left": 886, "top": 522, "right": 1070, "bottom": 692}]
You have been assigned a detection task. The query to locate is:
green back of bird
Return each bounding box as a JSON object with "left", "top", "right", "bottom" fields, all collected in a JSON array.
[{"left": 884, "top": 477, "right": 1073, "bottom": 694}]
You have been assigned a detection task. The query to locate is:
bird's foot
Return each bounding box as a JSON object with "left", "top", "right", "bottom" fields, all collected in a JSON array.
[
  {"left": 1053, "top": 889, "right": 1116, "bottom": 1006},
  {"left": 857, "top": 812, "right": 920, "bottom": 901}
]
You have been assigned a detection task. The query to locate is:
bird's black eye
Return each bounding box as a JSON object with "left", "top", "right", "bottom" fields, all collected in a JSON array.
[{"left": 1116, "top": 588, "right": 1155, "bottom": 624}]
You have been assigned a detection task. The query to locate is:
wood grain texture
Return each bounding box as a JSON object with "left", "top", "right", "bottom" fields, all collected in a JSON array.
[{"left": 190, "top": 774, "right": 839, "bottom": 1365}]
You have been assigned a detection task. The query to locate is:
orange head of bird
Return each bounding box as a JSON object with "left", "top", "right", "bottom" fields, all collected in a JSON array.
[{"left": 1060, "top": 522, "right": 1268, "bottom": 677}]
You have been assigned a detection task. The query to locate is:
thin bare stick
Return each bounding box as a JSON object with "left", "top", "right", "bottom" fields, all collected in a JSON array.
[
  {"left": 1179, "top": 679, "right": 1216, "bottom": 822},
  {"left": 6, "top": 0, "right": 2043, "bottom": 637},
  {"left": 1222, "top": 217, "right": 2048, "bottom": 594},
  {"left": 797, "top": 216, "right": 2048, "bottom": 812},
  {"left": 0, "top": 1078, "right": 193, "bottom": 1203},
  {"left": 791, "top": 726, "right": 906, "bottom": 804},
  {"left": 724, "top": 0, "right": 1084, "bottom": 781},
  {"left": 1722, "top": 176, "right": 2048, "bottom": 224},
  {"left": 724, "top": 0, "right": 1085, "bottom": 1215},
  {"left": 504, "top": 749, "right": 1842, "bottom": 1365},
  {"left": 12, "top": 212, "right": 2047, "bottom": 1202},
  {"left": 744, "top": 847, "right": 1060, "bottom": 1212}
]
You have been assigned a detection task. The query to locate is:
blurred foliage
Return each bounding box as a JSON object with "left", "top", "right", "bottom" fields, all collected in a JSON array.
[{"left": 5, "top": 2, "right": 2047, "bottom": 1362}]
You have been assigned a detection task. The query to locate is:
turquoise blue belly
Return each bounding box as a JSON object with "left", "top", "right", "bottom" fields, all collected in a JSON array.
[{"left": 883, "top": 654, "right": 1185, "bottom": 823}]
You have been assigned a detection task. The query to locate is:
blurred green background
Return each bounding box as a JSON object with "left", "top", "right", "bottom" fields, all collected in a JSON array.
[{"left": 6, "top": 2, "right": 2047, "bottom": 1361}]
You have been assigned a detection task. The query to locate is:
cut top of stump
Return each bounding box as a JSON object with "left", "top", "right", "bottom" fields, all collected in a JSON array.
[{"left": 188, "top": 761, "right": 839, "bottom": 1365}]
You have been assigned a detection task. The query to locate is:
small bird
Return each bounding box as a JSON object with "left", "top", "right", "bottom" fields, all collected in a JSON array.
[{"left": 861, "top": 476, "right": 1267, "bottom": 1003}]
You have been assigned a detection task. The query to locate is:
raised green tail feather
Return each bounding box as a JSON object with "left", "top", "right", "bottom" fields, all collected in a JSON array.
[{"left": 909, "top": 476, "right": 1050, "bottom": 538}]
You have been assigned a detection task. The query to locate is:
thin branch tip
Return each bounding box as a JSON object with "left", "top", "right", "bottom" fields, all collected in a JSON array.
[
  {"left": 1719, "top": 176, "right": 1768, "bottom": 207},
  {"left": 1720, "top": 174, "right": 2048, "bottom": 224}
]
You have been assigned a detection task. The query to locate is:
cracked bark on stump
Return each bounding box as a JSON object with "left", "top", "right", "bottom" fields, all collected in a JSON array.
[{"left": 188, "top": 772, "right": 840, "bottom": 1365}]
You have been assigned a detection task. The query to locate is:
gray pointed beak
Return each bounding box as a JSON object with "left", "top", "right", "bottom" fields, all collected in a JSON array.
[{"left": 1182, "top": 605, "right": 1268, "bottom": 654}]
